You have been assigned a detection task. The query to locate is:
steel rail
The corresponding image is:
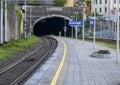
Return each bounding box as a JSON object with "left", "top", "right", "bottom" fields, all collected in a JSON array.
[
  {"left": 10, "top": 36, "right": 57, "bottom": 85},
  {"left": 0, "top": 37, "right": 44, "bottom": 74}
]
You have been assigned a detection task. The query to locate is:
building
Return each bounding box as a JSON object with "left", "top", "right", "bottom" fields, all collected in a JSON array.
[
  {"left": 91, "top": 0, "right": 119, "bottom": 17},
  {"left": 85, "top": 0, "right": 91, "bottom": 15}
]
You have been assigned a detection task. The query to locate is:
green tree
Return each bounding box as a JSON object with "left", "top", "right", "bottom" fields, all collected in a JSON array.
[
  {"left": 53, "top": 0, "right": 67, "bottom": 6},
  {"left": 86, "top": 1, "right": 91, "bottom": 6}
]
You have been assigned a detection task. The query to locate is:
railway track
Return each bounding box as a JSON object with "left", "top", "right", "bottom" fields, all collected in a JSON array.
[{"left": 0, "top": 36, "right": 57, "bottom": 85}]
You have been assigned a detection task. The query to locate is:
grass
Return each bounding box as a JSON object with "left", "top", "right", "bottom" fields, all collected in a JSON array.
[
  {"left": 96, "top": 41, "right": 116, "bottom": 49},
  {"left": 0, "top": 36, "right": 40, "bottom": 61},
  {"left": 83, "top": 37, "right": 117, "bottom": 49}
]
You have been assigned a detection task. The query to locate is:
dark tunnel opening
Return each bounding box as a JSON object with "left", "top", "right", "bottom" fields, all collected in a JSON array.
[{"left": 33, "top": 17, "right": 75, "bottom": 37}]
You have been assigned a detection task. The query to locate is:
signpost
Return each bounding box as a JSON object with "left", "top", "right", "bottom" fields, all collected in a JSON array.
[
  {"left": 89, "top": 20, "right": 94, "bottom": 25},
  {"left": 69, "top": 21, "right": 83, "bottom": 41},
  {"left": 89, "top": 19, "right": 95, "bottom": 48},
  {"left": 68, "top": 21, "right": 83, "bottom": 26}
]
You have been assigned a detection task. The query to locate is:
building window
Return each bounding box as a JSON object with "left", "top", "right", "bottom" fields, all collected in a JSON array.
[
  {"left": 105, "top": 7, "right": 107, "bottom": 12},
  {"left": 99, "top": 8, "right": 102, "bottom": 13},
  {"left": 100, "top": 0, "right": 102, "bottom": 4},
  {"left": 114, "top": 0, "right": 116, "bottom": 3},
  {"left": 95, "top": 0, "right": 98, "bottom": 4},
  {"left": 105, "top": 0, "right": 107, "bottom": 4},
  {"left": 119, "top": 8, "right": 120, "bottom": 12}
]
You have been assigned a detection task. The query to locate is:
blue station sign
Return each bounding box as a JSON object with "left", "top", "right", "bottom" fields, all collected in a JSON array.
[
  {"left": 89, "top": 20, "right": 94, "bottom": 25},
  {"left": 68, "top": 21, "right": 83, "bottom": 26}
]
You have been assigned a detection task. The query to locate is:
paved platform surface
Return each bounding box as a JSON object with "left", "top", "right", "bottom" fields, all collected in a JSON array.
[
  {"left": 24, "top": 38, "right": 64, "bottom": 85},
  {"left": 24, "top": 37, "right": 120, "bottom": 85}
]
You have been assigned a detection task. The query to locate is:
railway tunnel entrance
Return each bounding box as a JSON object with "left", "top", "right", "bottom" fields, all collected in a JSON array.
[{"left": 33, "top": 16, "right": 74, "bottom": 37}]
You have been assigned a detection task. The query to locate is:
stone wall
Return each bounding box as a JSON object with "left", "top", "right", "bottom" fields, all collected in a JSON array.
[{"left": 0, "top": 2, "right": 23, "bottom": 44}]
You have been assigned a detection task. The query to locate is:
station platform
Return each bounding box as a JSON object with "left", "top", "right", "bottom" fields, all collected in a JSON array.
[{"left": 24, "top": 37, "right": 120, "bottom": 85}]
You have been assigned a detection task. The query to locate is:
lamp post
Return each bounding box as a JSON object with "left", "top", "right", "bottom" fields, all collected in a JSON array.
[
  {"left": 116, "top": 0, "right": 119, "bottom": 63},
  {"left": 74, "top": 11, "right": 79, "bottom": 41},
  {"left": 93, "top": 0, "right": 96, "bottom": 49},
  {"left": 81, "top": 2, "right": 86, "bottom": 44},
  {"left": 82, "top": 12, "right": 85, "bottom": 44},
  {"left": 0, "top": 0, "right": 3, "bottom": 44},
  {"left": 64, "top": 16, "right": 67, "bottom": 37},
  {"left": 71, "top": 15, "right": 74, "bottom": 38}
]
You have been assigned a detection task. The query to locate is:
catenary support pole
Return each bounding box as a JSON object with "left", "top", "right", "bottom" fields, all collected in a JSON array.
[
  {"left": 5, "top": 0, "right": 8, "bottom": 42},
  {"left": 0, "top": 0, "right": 3, "bottom": 44},
  {"left": 82, "top": 13, "right": 85, "bottom": 44},
  {"left": 24, "top": 0, "right": 27, "bottom": 38},
  {"left": 29, "top": 7, "right": 32, "bottom": 36},
  {"left": 82, "top": 1, "right": 86, "bottom": 44}
]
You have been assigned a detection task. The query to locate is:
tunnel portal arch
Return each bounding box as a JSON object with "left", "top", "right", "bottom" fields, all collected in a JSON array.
[
  {"left": 33, "top": 14, "right": 72, "bottom": 27},
  {"left": 33, "top": 15, "right": 74, "bottom": 36}
]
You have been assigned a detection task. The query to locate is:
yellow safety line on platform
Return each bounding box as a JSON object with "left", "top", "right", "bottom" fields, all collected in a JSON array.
[{"left": 50, "top": 40, "right": 67, "bottom": 85}]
